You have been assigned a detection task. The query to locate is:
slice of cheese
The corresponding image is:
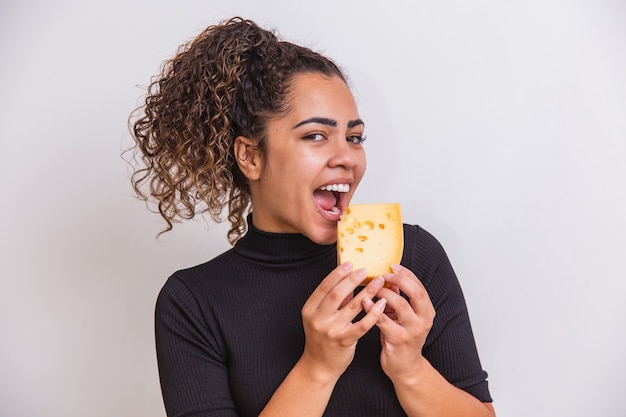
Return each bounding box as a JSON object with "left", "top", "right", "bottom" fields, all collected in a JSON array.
[{"left": 337, "top": 203, "right": 403, "bottom": 284}]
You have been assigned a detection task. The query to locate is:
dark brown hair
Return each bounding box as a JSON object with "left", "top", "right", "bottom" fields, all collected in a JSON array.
[{"left": 127, "top": 17, "right": 346, "bottom": 244}]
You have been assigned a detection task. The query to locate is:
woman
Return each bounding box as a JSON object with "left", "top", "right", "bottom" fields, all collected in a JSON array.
[{"left": 129, "top": 17, "right": 495, "bottom": 417}]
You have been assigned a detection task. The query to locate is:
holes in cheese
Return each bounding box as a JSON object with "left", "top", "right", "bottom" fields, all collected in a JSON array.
[{"left": 337, "top": 203, "right": 403, "bottom": 284}]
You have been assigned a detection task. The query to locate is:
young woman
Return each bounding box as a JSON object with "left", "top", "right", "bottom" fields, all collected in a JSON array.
[{"left": 129, "top": 17, "right": 495, "bottom": 417}]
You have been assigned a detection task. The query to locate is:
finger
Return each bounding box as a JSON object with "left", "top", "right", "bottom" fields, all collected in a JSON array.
[
  {"left": 385, "top": 283, "right": 400, "bottom": 319},
  {"left": 336, "top": 275, "right": 386, "bottom": 322},
  {"left": 304, "top": 262, "right": 354, "bottom": 310},
  {"left": 349, "top": 297, "right": 387, "bottom": 335},
  {"left": 376, "top": 285, "right": 435, "bottom": 335},
  {"left": 383, "top": 304, "right": 398, "bottom": 321},
  {"left": 382, "top": 265, "right": 423, "bottom": 290},
  {"left": 363, "top": 293, "right": 420, "bottom": 341},
  {"left": 362, "top": 296, "right": 397, "bottom": 332},
  {"left": 376, "top": 286, "right": 418, "bottom": 323},
  {"left": 383, "top": 265, "right": 432, "bottom": 316},
  {"left": 338, "top": 292, "right": 354, "bottom": 310},
  {"left": 313, "top": 267, "right": 370, "bottom": 316}
]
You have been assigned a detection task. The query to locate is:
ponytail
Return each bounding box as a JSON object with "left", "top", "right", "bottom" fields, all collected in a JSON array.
[{"left": 128, "top": 17, "right": 346, "bottom": 244}]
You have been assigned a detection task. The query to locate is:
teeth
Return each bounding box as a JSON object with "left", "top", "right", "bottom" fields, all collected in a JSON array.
[{"left": 319, "top": 184, "right": 350, "bottom": 192}]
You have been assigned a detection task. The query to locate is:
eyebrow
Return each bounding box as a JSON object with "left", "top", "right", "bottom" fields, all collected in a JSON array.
[
  {"left": 292, "top": 117, "right": 365, "bottom": 129},
  {"left": 348, "top": 119, "right": 365, "bottom": 129}
]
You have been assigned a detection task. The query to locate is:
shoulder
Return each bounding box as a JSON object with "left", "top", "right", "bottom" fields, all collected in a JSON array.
[
  {"left": 156, "top": 248, "right": 239, "bottom": 311},
  {"left": 401, "top": 223, "right": 455, "bottom": 289},
  {"left": 168, "top": 247, "right": 238, "bottom": 289},
  {"left": 403, "top": 223, "right": 447, "bottom": 256}
]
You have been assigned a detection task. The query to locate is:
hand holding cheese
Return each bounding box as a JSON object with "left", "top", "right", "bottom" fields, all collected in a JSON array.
[{"left": 337, "top": 203, "right": 403, "bottom": 284}]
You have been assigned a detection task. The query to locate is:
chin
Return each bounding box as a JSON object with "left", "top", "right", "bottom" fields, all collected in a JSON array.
[
  {"left": 316, "top": 236, "right": 338, "bottom": 245},
  {"left": 306, "top": 227, "right": 338, "bottom": 245}
]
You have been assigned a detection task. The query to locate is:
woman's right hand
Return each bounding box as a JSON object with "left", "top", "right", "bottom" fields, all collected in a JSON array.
[{"left": 299, "top": 263, "right": 387, "bottom": 383}]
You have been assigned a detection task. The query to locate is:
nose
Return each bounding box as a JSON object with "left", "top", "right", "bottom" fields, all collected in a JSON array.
[{"left": 328, "top": 137, "right": 362, "bottom": 169}]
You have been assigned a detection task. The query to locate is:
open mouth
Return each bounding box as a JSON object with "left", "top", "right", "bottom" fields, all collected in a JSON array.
[{"left": 313, "top": 183, "right": 350, "bottom": 216}]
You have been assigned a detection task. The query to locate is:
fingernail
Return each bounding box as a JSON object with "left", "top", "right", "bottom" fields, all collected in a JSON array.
[
  {"left": 391, "top": 264, "right": 402, "bottom": 273},
  {"left": 362, "top": 297, "right": 374, "bottom": 309},
  {"left": 356, "top": 268, "right": 367, "bottom": 278},
  {"left": 342, "top": 262, "right": 353, "bottom": 271},
  {"left": 371, "top": 276, "right": 384, "bottom": 288},
  {"left": 375, "top": 298, "right": 387, "bottom": 312}
]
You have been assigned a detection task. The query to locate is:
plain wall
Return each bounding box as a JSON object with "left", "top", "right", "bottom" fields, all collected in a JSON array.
[{"left": 1, "top": 1, "right": 625, "bottom": 416}]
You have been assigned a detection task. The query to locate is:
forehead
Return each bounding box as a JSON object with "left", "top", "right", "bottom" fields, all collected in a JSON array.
[{"left": 285, "top": 73, "right": 358, "bottom": 117}]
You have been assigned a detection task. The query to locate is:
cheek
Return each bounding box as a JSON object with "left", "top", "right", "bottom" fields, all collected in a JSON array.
[
  {"left": 357, "top": 152, "right": 367, "bottom": 179},
  {"left": 265, "top": 152, "right": 314, "bottom": 190},
  {"left": 292, "top": 152, "right": 326, "bottom": 178}
]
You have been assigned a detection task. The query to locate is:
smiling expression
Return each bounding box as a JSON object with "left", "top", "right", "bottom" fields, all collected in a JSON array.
[{"left": 247, "top": 73, "right": 367, "bottom": 244}]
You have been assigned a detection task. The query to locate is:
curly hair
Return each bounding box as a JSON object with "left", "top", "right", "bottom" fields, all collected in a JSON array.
[{"left": 127, "top": 17, "right": 346, "bottom": 244}]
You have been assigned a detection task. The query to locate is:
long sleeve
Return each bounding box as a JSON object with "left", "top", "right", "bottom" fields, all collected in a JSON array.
[
  {"left": 404, "top": 225, "right": 492, "bottom": 402},
  {"left": 155, "top": 275, "right": 238, "bottom": 417},
  {"left": 153, "top": 222, "right": 492, "bottom": 417}
]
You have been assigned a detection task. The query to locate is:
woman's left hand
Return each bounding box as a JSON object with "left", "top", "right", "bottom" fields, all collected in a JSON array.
[{"left": 362, "top": 264, "right": 436, "bottom": 383}]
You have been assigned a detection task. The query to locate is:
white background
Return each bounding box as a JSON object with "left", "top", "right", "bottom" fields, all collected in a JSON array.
[{"left": 1, "top": 1, "right": 625, "bottom": 416}]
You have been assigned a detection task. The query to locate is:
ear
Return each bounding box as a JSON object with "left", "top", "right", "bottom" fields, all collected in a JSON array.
[{"left": 234, "top": 136, "right": 263, "bottom": 181}]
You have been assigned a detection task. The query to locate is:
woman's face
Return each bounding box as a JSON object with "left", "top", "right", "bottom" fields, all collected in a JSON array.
[{"left": 249, "top": 73, "right": 367, "bottom": 245}]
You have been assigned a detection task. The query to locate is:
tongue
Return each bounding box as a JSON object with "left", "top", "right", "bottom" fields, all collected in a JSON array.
[{"left": 313, "top": 190, "right": 337, "bottom": 211}]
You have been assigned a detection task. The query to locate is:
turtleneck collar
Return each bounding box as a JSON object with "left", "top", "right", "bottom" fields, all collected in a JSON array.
[{"left": 234, "top": 214, "right": 336, "bottom": 264}]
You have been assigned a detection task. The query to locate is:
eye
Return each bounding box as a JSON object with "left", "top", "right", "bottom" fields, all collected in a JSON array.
[
  {"left": 347, "top": 134, "right": 367, "bottom": 144},
  {"left": 303, "top": 133, "right": 325, "bottom": 141}
]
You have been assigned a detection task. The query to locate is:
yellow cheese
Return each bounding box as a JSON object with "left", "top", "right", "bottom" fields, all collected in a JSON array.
[{"left": 337, "top": 203, "right": 403, "bottom": 284}]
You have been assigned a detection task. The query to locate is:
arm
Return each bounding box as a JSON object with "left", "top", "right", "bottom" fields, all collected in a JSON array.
[
  {"left": 363, "top": 264, "right": 495, "bottom": 417},
  {"left": 156, "top": 264, "right": 388, "bottom": 417},
  {"left": 155, "top": 277, "right": 238, "bottom": 416},
  {"left": 387, "top": 353, "right": 495, "bottom": 417},
  {"left": 259, "top": 263, "right": 387, "bottom": 416}
]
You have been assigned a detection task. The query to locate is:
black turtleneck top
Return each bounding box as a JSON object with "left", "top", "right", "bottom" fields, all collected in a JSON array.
[{"left": 155, "top": 219, "right": 492, "bottom": 417}]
